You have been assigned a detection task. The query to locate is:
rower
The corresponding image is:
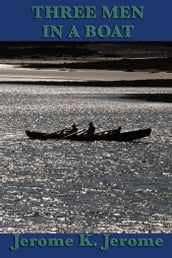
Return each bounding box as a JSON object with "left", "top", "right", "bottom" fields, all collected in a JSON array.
[
  {"left": 85, "top": 122, "right": 95, "bottom": 135},
  {"left": 66, "top": 124, "right": 78, "bottom": 134},
  {"left": 118, "top": 126, "right": 121, "bottom": 133},
  {"left": 110, "top": 126, "right": 122, "bottom": 134}
]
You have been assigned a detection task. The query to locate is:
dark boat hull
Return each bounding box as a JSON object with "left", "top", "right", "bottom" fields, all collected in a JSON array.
[
  {"left": 25, "top": 128, "right": 151, "bottom": 142},
  {"left": 25, "top": 130, "right": 63, "bottom": 140},
  {"left": 97, "top": 128, "right": 151, "bottom": 142}
]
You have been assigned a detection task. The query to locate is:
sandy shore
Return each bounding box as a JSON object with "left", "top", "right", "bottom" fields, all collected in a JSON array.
[
  {"left": 0, "top": 59, "right": 172, "bottom": 85},
  {"left": 1, "top": 66, "right": 172, "bottom": 81}
]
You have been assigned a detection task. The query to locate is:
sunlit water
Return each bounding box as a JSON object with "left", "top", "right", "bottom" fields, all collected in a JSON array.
[{"left": 1, "top": 84, "right": 172, "bottom": 233}]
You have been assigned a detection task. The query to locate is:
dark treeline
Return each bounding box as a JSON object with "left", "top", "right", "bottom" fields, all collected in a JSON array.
[{"left": 0, "top": 42, "right": 172, "bottom": 59}]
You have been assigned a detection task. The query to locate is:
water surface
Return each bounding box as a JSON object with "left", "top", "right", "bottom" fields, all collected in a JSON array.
[{"left": 1, "top": 85, "right": 172, "bottom": 233}]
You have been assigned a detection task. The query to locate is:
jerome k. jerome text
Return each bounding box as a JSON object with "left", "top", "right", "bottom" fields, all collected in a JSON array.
[{"left": 9, "top": 234, "right": 164, "bottom": 251}]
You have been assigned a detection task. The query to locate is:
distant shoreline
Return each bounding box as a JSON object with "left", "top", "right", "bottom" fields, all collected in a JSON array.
[
  {"left": 1, "top": 56, "right": 172, "bottom": 73},
  {"left": 1, "top": 49, "right": 172, "bottom": 88},
  {"left": 18, "top": 57, "right": 172, "bottom": 73}
]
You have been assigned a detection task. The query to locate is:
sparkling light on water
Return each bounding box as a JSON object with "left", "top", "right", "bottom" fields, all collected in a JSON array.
[{"left": 1, "top": 85, "right": 172, "bottom": 233}]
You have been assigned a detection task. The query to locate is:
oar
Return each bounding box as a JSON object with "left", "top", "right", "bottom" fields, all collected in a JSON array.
[
  {"left": 76, "top": 129, "right": 87, "bottom": 135},
  {"left": 60, "top": 129, "right": 86, "bottom": 140},
  {"left": 43, "top": 125, "right": 75, "bottom": 137}
]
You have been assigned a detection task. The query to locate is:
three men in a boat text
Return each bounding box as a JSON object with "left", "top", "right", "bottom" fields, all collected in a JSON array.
[
  {"left": 10, "top": 233, "right": 163, "bottom": 251},
  {"left": 31, "top": 6, "right": 144, "bottom": 39}
]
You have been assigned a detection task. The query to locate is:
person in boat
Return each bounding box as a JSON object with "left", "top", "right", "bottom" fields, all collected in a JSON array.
[
  {"left": 66, "top": 124, "right": 78, "bottom": 135},
  {"left": 109, "top": 126, "right": 121, "bottom": 134},
  {"left": 84, "top": 122, "right": 95, "bottom": 135},
  {"left": 118, "top": 127, "right": 121, "bottom": 133}
]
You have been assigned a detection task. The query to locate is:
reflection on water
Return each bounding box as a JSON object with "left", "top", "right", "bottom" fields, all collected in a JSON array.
[{"left": 1, "top": 85, "right": 172, "bottom": 233}]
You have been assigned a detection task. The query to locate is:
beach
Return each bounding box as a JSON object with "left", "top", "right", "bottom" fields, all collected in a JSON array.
[{"left": 1, "top": 62, "right": 172, "bottom": 83}]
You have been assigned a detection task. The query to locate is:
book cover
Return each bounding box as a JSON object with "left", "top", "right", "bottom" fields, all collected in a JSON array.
[{"left": 1, "top": 1, "right": 172, "bottom": 257}]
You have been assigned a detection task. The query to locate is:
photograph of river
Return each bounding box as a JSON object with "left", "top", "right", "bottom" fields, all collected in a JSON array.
[{"left": 1, "top": 42, "right": 172, "bottom": 233}]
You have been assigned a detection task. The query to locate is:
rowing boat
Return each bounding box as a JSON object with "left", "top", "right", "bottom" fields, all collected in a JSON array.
[{"left": 25, "top": 127, "right": 151, "bottom": 142}]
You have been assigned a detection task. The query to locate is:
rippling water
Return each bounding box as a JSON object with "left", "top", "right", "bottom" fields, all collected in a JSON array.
[{"left": 1, "top": 84, "right": 172, "bottom": 233}]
